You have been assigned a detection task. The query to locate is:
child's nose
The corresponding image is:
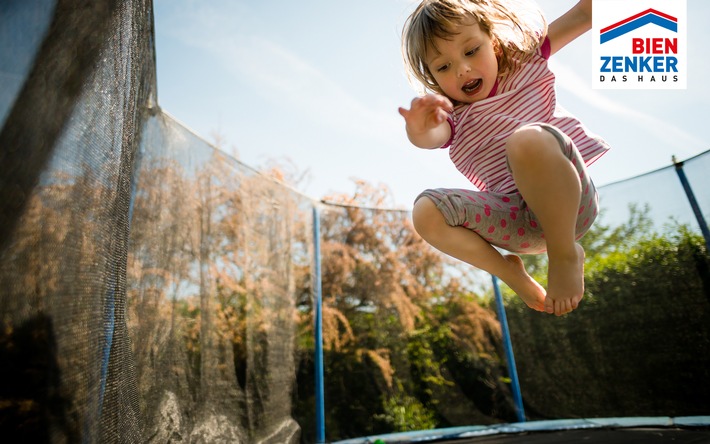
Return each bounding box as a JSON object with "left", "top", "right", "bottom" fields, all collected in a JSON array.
[{"left": 457, "top": 62, "right": 471, "bottom": 77}]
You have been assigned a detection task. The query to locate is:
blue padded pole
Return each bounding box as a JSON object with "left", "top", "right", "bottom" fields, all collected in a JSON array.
[
  {"left": 313, "top": 206, "right": 326, "bottom": 443},
  {"left": 673, "top": 156, "right": 710, "bottom": 252},
  {"left": 491, "top": 274, "right": 526, "bottom": 422}
]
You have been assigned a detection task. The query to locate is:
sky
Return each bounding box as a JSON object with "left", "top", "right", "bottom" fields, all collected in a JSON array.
[{"left": 153, "top": 0, "right": 710, "bottom": 209}]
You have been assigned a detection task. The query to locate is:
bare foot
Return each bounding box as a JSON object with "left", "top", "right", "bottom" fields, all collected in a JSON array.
[
  {"left": 545, "top": 243, "right": 585, "bottom": 316},
  {"left": 502, "top": 254, "right": 547, "bottom": 312}
]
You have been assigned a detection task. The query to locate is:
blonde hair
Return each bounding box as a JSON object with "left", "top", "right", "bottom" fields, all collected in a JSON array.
[{"left": 402, "top": 0, "right": 547, "bottom": 95}]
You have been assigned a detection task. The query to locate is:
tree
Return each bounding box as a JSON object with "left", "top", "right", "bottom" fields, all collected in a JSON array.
[
  {"left": 295, "top": 180, "right": 518, "bottom": 441},
  {"left": 504, "top": 216, "right": 710, "bottom": 420}
]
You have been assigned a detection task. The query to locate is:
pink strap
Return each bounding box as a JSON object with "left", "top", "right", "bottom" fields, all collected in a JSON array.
[
  {"left": 541, "top": 36, "right": 551, "bottom": 60},
  {"left": 441, "top": 116, "right": 455, "bottom": 148}
]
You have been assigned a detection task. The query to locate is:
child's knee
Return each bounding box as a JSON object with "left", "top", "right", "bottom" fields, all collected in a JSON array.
[
  {"left": 505, "top": 125, "right": 558, "bottom": 163},
  {"left": 412, "top": 196, "right": 441, "bottom": 237}
]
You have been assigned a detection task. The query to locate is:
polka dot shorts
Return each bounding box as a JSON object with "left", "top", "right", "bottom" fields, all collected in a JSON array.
[{"left": 416, "top": 124, "right": 599, "bottom": 254}]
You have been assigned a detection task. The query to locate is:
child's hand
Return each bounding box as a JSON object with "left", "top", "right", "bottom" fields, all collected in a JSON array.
[
  {"left": 398, "top": 94, "right": 454, "bottom": 149},
  {"left": 398, "top": 94, "right": 453, "bottom": 134}
]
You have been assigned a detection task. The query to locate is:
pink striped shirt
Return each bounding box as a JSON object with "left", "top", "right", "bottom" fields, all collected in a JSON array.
[{"left": 444, "top": 37, "right": 610, "bottom": 193}]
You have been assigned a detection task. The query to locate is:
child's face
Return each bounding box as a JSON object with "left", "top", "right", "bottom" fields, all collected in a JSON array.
[{"left": 425, "top": 19, "right": 499, "bottom": 104}]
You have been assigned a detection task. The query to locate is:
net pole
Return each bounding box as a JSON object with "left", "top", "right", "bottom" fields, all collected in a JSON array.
[
  {"left": 313, "top": 206, "right": 326, "bottom": 443},
  {"left": 491, "top": 275, "right": 526, "bottom": 422},
  {"left": 673, "top": 156, "right": 710, "bottom": 251}
]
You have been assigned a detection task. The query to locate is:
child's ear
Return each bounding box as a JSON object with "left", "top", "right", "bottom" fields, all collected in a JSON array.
[{"left": 492, "top": 38, "right": 503, "bottom": 58}]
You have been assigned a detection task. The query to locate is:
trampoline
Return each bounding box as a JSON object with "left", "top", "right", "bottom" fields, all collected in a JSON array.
[
  {"left": 2, "top": 0, "right": 709, "bottom": 443},
  {"left": 335, "top": 417, "right": 710, "bottom": 443}
]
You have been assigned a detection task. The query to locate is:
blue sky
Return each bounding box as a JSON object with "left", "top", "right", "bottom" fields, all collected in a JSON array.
[{"left": 153, "top": 0, "right": 709, "bottom": 208}]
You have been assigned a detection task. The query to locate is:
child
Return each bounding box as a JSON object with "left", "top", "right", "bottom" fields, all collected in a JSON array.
[{"left": 398, "top": 0, "right": 609, "bottom": 316}]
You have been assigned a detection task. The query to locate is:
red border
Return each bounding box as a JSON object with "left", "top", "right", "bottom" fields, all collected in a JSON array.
[{"left": 600, "top": 8, "right": 677, "bottom": 35}]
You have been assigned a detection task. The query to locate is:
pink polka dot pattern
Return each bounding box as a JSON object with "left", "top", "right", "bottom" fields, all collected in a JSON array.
[{"left": 415, "top": 124, "right": 599, "bottom": 255}]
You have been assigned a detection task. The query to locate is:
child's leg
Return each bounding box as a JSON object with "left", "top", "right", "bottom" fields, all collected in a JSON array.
[
  {"left": 412, "top": 196, "right": 546, "bottom": 311},
  {"left": 506, "top": 125, "right": 586, "bottom": 316}
]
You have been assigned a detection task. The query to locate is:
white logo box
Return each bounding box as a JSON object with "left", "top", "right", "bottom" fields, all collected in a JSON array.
[{"left": 592, "top": 0, "right": 687, "bottom": 90}]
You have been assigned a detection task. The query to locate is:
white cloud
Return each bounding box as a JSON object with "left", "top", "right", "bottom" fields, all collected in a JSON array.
[{"left": 163, "top": 4, "right": 401, "bottom": 144}]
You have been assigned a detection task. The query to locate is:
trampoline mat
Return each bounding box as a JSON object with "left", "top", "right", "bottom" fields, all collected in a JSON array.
[
  {"left": 436, "top": 428, "right": 710, "bottom": 443},
  {"left": 334, "top": 418, "right": 710, "bottom": 444}
]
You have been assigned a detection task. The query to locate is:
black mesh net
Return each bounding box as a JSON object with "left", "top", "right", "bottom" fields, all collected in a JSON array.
[
  {"left": 128, "top": 111, "right": 311, "bottom": 443},
  {"left": 310, "top": 168, "right": 710, "bottom": 442},
  {"left": 1, "top": 0, "right": 152, "bottom": 441},
  {"left": 313, "top": 200, "right": 519, "bottom": 441},
  {"left": 595, "top": 152, "right": 710, "bottom": 232},
  {"left": 500, "top": 152, "right": 710, "bottom": 422},
  {"left": 1, "top": 0, "right": 709, "bottom": 443}
]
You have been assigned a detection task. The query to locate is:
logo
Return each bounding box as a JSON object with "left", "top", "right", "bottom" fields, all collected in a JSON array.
[{"left": 592, "top": 0, "right": 687, "bottom": 90}]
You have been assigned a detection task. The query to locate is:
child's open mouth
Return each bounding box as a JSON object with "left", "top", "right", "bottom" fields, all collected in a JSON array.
[{"left": 462, "top": 79, "right": 483, "bottom": 96}]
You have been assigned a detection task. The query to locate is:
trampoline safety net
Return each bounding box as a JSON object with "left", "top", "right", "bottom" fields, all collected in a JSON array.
[{"left": 1, "top": 0, "right": 709, "bottom": 443}]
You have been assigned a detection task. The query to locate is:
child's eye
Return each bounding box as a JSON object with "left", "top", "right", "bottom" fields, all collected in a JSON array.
[
  {"left": 465, "top": 47, "right": 480, "bottom": 56},
  {"left": 436, "top": 63, "right": 449, "bottom": 73}
]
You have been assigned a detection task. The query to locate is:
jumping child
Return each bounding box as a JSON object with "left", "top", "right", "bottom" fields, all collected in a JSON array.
[{"left": 398, "top": 0, "right": 609, "bottom": 315}]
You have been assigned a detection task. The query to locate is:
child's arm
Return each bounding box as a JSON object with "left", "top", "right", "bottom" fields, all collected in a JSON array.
[
  {"left": 547, "top": 0, "right": 592, "bottom": 56},
  {"left": 398, "top": 94, "right": 454, "bottom": 149}
]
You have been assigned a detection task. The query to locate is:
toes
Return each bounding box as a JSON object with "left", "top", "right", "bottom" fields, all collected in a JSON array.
[
  {"left": 564, "top": 299, "right": 572, "bottom": 314},
  {"left": 544, "top": 297, "right": 555, "bottom": 314},
  {"left": 554, "top": 298, "right": 574, "bottom": 316},
  {"left": 554, "top": 300, "right": 564, "bottom": 316}
]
